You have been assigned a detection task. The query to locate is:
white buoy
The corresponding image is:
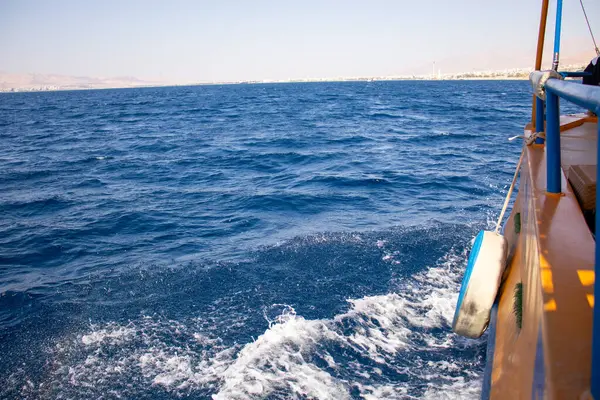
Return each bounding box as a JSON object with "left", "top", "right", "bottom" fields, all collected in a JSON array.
[
  {"left": 452, "top": 230, "right": 507, "bottom": 338},
  {"left": 453, "top": 148, "right": 523, "bottom": 338}
]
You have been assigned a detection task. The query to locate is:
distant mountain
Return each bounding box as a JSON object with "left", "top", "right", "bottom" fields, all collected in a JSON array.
[
  {"left": 0, "top": 59, "right": 594, "bottom": 92},
  {"left": 0, "top": 72, "right": 164, "bottom": 92}
]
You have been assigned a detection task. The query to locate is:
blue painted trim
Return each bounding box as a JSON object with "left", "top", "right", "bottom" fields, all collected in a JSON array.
[
  {"left": 552, "top": 0, "right": 563, "bottom": 70},
  {"left": 592, "top": 123, "right": 600, "bottom": 399},
  {"left": 545, "top": 79, "right": 600, "bottom": 115},
  {"left": 480, "top": 303, "right": 498, "bottom": 400},
  {"left": 545, "top": 90, "right": 561, "bottom": 193},
  {"left": 535, "top": 97, "right": 545, "bottom": 144},
  {"left": 453, "top": 230, "right": 485, "bottom": 326},
  {"left": 532, "top": 323, "right": 546, "bottom": 399}
]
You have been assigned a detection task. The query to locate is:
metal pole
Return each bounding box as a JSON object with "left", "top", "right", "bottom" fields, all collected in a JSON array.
[
  {"left": 545, "top": 90, "right": 561, "bottom": 193},
  {"left": 592, "top": 123, "right": 600, "bottom": 399},
  {"left": 552, "top": 0, "right": 563, "bottom": 71},
  {"left": 535, "top": 0, "right": 551, "bottom": 71},
  {"left": 532, "top": 0, "right": 550, "bottom": 129},
  {"left": 535, "top": 97, "right": 545, "bottom": 144}
]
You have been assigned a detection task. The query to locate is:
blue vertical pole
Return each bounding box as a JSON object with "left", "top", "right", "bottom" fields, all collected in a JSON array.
[
  {"left": 592, "top": 123, "right": 600, "bottom": 399},
  {"left": 535, "top": 96, "right": 545, "bottom": 144},
  {"left": 552, "top": 0, "right": 563, "bottom": 71},
  {"left": 545, "top": 90, "right": 560, "bottom": 193}
]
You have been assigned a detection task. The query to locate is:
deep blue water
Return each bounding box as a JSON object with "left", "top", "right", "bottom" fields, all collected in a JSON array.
[{"left": 0, "top": 81, "right": 528, "bottom": 399}]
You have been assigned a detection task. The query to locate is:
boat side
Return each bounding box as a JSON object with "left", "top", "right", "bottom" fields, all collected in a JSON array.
[{"left": 486, "top": 118, "right": 597, "bottom": 399}]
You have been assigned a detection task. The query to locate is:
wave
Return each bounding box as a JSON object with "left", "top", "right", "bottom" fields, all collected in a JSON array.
[
  {"left": 3, "top": 243, "right": 484, "bottom": 399},
  {"left": 302, "top": 174, "right": 392, "bottom": 188},
  {"left": 0, "top": 81, "right": 525, "bottom": 399}
]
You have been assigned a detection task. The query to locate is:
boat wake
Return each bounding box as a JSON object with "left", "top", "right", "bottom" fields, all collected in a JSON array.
[{"left": 10, "top": 243, "right": 484, "bottom": 399}]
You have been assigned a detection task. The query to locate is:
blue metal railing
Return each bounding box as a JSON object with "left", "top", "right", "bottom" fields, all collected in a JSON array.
[
  {"left": 545, "top": 88, "right": 561, "bottom": 193},
  {"left": 535, "top": 97, "right": 545, "bottom": 144},
  {"left": 530, "top": 72, "right": 600, "bottom": 398},
  {"left": 552, "top": 0, "right": 563, "bottom": 71},
  {"left": 545, "top": 79, "right": 600, "bottom": 115},
  {"left": 560, "top": 71, "right": 593, "bottom": 78}
]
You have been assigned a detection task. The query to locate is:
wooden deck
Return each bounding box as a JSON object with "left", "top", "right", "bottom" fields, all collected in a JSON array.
[{"left": 560, "top": 115, "right": 598, "bottom": 171}]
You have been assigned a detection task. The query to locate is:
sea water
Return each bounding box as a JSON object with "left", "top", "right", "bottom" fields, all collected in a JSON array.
[{"left": 1, "top": 81, "right": 534, "bottom": 399}]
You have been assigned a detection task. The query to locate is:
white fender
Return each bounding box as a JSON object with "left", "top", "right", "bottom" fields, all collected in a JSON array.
[{"left": 453, "top": 230, "right": 507, "bottom": 338}]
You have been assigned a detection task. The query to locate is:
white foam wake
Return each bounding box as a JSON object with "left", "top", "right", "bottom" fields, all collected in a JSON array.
[
  {"left": 212, "top": 248, "right": 480, "bottom": 399},
  {"left": 31, "top": 245, "right": 483, "bottom": 399}
]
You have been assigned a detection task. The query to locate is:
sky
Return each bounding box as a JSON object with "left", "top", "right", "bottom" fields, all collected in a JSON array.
[{"left": 1, "top": 0, "right": 599, "bottom": 83}]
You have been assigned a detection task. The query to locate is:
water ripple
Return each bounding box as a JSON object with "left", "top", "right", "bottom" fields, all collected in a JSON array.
[{"left": 0, "top": 80, "right": 540, "bottom": 398}]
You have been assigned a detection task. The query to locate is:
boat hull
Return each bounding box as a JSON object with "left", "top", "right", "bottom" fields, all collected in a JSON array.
[{"left": 483, "top": 118, "right": 597, "bottom": 399}]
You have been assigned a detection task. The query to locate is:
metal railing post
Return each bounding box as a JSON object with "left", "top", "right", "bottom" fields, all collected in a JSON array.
[
  {"left": 552, "top": 0, "right": 563, "bottom": 71},
  {"left": 545, "top": 90, "right": 561, "bottom": 193},
  {"left": 535, "top": 96, "right": 545, "bottom": 144},
  {"left": 593, "top": 122, "right": 600, "bottom": 399}
]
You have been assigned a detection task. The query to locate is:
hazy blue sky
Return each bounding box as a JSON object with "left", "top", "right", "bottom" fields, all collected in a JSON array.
[{"left": 1, "top": 0, "right": 599, "bottom": 83}]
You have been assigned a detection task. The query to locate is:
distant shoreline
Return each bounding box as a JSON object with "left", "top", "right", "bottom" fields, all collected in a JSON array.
[
  {"left": 0, "top": 77, "right": 534, "bottom": 94},
  {"left": 1, "top": 63, "right": 587, "bottom": 94}
]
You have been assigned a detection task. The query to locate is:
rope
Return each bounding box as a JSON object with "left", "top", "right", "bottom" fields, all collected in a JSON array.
[
  {"left": 509, "top": 131, "right": 545, "bottom": 145},
  {"left": 495, "top": 149, "right": 525, "bottom": 234},
  {"left": 579, "top": 0, "right": 600, "bottom": 56}
]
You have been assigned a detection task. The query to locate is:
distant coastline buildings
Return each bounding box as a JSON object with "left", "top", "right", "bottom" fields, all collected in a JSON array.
[{"left": 0, "top": 64, "right": 587, "bottom": 93}]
